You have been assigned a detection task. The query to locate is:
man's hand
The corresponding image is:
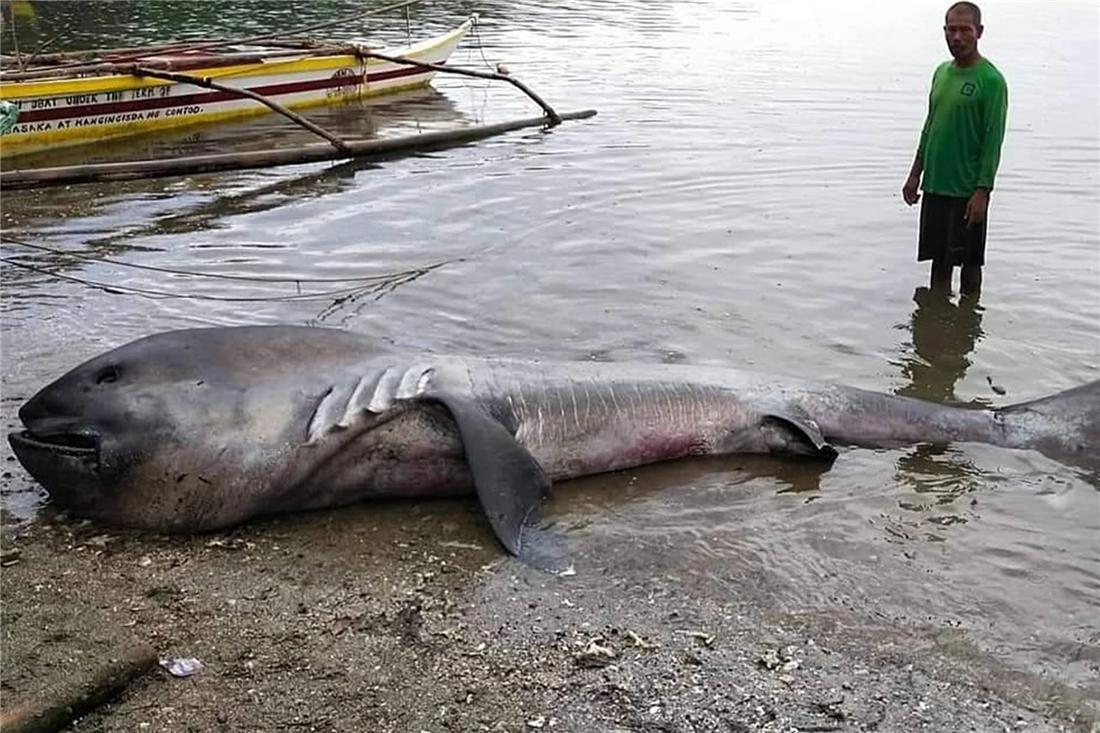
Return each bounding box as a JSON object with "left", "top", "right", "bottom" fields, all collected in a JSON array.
[
  {"left": 902, "top": 174, "right": 921, "bottom": 206},
  {"left": 964, "top": 188, "right": 989, "bottom": 228}
]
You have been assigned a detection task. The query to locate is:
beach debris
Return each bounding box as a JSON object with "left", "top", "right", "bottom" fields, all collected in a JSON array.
[
  {"left": 986, "top": 376, "right": 1006, "bottom": 395},
  {"left": 754, "top": 645, "right": 802, "bottom": 672},
  {"left": 438, "top": 541, "right": 484, "bottom": 551},
  {"left": 206, "top": 538, "right": 252, "bottom": 551},
  {"left": 159, "top": 656, "right": 204, "bottom": 678},
  {"left": 573, "top": 638, "right": 616, "bottom": 668},
  {"left": 81, "top": 534, "right": 115, "bottom": 549},
  {"left": 812, "top": 697, "right": 847, "bottom": 722},
  {"left": 626, "top": 630, "right": 657, "bottom": 650},
  {"left": 680, "top": 630, "right": 715, "bottom": 647},
  {"left": 755, "top": 647, "right": 783, "bottom": 670},
  {"left": 0, "top": 548, "right": 21, "bottom": 566}
]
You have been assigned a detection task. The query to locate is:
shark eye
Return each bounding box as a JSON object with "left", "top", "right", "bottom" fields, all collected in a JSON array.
[{"left": 95, "top": 365, "right": 121, "bottom": 385}]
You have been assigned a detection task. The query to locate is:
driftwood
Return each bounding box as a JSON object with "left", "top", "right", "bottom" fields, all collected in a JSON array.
[
  {"left": 0, "top": 642, "right": 157, "bottom": 733},
  {"left": 0, "top": 109, "right": 597, "bottom": 190},
  {"left": 129, "top": 66, "right": 352, "bottom": 152}
]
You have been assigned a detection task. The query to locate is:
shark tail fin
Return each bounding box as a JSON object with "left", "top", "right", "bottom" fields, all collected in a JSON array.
[{"left": 999, "top": 380, "right": 1100, "bottom": 464}]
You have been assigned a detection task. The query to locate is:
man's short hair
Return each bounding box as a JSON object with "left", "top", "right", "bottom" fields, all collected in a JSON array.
[{"left": 946, "top": 2, "right": 982, "bottom": 26}]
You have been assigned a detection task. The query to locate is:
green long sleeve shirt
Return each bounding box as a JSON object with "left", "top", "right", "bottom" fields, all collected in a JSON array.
[{"left": 917, "top": 58, "right": 1008, "bottom": 197}]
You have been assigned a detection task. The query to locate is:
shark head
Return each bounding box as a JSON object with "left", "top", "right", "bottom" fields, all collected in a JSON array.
[{"left": 8, "top": 326, "right": 373, "bottom": 531}]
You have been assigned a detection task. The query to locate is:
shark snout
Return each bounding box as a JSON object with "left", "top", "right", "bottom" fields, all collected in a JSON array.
[{"left": 10, "top": 390, "right": 104, "bottom": 511}]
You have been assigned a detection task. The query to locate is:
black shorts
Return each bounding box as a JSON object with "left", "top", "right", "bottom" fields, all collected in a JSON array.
[{"left": 918, "top": 192, "right": 987, "bottom": 267}]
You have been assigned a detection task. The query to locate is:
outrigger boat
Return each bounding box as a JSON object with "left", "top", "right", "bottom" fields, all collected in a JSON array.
[{"left": 0, "top": 16, "right": 474, "bottom": 158}]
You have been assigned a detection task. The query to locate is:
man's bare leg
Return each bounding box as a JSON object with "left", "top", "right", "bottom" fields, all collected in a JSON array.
[
  {"left": 930, "top": 260, "right": 953, "bottom": 292},
  {"left": 960, "top": 265, "right": 982, "bottom": 296}
]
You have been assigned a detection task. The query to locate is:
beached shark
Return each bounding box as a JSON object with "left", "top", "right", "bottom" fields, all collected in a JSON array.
[{"left": 8, "top": 326, "right": 1097, "bottom": 560}]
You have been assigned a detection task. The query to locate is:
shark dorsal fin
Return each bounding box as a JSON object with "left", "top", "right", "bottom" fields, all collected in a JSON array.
[{"left": 761, "top": 411, "right": 838, "bottom": 460}]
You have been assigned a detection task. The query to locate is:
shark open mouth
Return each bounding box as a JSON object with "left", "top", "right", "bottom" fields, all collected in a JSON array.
[{"left": 10, "top": 429, "right": 99, "bottom": 457}]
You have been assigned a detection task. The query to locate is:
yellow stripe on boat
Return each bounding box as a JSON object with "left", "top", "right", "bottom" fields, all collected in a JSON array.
[{"left": 0, "top": 18, "right": 472, "bottom": 157}]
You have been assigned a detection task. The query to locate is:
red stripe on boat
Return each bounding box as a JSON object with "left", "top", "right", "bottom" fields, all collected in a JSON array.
[{"left": 15, "top": 63, "right": 434, "bottom": 124}]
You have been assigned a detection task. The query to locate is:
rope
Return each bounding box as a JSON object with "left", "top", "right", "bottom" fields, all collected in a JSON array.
[
  {"left": 469, "top": 15, "right": 498, "bottom": 73},
  {"left": 0, "top": 257, "right": 447, "bottom": 303},
  {"left": 347, "top": 44, "right": 562, "bottom": 126},
  {"left": 0, "top": 236, "right": 448, "bottom": 284}
]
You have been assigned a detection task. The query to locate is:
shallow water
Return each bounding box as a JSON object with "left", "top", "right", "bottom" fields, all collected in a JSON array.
[{"left": 2, "top": 0, "right": 1098, "bottom": 698}]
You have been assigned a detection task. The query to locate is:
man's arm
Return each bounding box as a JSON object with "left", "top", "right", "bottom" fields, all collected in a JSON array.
[
  {"left": 903, "top": 152, "right": 924, "bottom": 205},
  {"left": 977, "top": 76, "right": 1009, "bottom": 190},
  {"left": 965, "top": 75, "right": 1009, "bottom": 227},
  {"left": 903, "top": 68, "right": 939, "bottom": 206}
]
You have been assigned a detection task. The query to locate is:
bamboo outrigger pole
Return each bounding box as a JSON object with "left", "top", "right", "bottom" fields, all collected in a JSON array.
[
  {"left": 129, "top": 66, "right": 353, "bottom": 153},
  {"left": 346, "top": 46, "right": 563, "bottom": 127},
  {"left": 0, "top": 110, "right": 597, "bottom": 191}
]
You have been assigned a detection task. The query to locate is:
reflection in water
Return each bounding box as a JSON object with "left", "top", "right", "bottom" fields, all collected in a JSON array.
[
  {"left": 770, "top": 457, "right": 831, "bottom": 496},
  {"left": 895, "top": 442, "right": 980, "bottom": 503},
  {"left": 0, "top": 86, "right": 467, "bottom": 303},
  {"left": 894, "top": 288, "right": 986, "bottom": 519},
  {"left": 896, "top": 286, "right": 984, "bottom": 405}
]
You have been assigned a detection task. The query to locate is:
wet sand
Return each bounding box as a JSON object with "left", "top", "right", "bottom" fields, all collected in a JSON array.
[{"left": 2, "top": 484, "right": 1095, "bottom": 733}]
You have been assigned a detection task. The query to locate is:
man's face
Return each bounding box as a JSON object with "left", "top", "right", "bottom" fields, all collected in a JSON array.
[{"left": 944, "top": 8, "right": 983, "bottom": 59}]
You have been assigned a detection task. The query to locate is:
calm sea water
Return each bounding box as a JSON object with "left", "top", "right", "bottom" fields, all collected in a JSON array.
[{"left": 2, "top": 0, "right": 1098, "bottom": 698}]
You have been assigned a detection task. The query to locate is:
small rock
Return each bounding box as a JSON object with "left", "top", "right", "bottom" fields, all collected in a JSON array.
[{"left": 330, "top": 617, "right": 354, "bottom": 636}]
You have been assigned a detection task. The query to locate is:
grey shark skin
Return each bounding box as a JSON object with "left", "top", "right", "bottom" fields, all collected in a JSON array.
[{"left": 8, "top": 326, "right": 1099, "bottom": 556}]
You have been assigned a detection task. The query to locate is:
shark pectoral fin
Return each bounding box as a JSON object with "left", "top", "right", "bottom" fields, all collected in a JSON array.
[
  {"left": 761, "top": 412, "right": 838, "bottom": 461},
  {"left": 424, "top": 392, "right": 550, "bottom": 557}
]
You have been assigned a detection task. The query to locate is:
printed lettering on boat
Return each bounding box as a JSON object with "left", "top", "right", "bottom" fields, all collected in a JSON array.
[
  {"left": 164, "top": 105, "right": 202, "bottom": 118},
  {"left": 64, "top": 94, "right": 100, "bottom": 105},
  {"left": 1, "top": 109, "right": 171, "bottom": 135},
  {"left": 131, "top": 86, "right": 171, "bottom": 100},
  {"left": 325, "top": 67, "right": 362, "bottom": 100}
]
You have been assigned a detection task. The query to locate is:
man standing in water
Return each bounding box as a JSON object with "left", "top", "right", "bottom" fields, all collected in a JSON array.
[{"left": 902, "top": 2, "right": 1008, "bottom": 296}]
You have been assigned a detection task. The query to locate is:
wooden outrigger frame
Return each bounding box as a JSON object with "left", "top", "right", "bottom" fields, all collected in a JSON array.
[{"left": 0, "top": 0, "right": 595, "bottom": 190}]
